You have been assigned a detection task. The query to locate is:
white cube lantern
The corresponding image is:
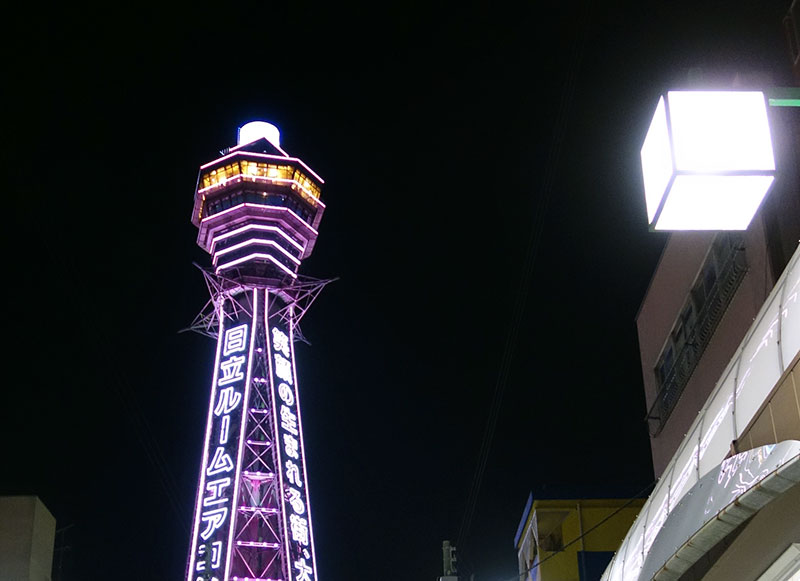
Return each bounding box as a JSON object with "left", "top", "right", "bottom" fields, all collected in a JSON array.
[{"left": 640, "top": 91, "right": 776, "bottom": 230}]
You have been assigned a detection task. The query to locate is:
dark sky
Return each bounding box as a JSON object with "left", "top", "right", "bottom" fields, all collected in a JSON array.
[{"left": 3, "top": 1, "right": 794, "bottom": 580}]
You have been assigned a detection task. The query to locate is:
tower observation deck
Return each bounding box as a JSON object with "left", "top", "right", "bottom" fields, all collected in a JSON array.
[
  {"left": 186, "top": 122, "right": 330, "bottom": 581},
  {"left": 191, "top": 121, "right": 326, "bottom": 286}
]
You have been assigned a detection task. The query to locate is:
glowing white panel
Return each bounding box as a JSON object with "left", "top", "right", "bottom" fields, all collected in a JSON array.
[
  {"left": 668, "top": 424, "right": 700, "bottom": 511},
  {"left": 669, "top": 91, "right": 775, "bottom": 173},
  {"left": 619, "top": 497, "right": 649, "bottom": 581},
  {"left": 641, "top": 97, "right": 673, "bottom": 224},
  {"left": 736, "top": 292, "right": 783, "bottom": 435},
  {"left": 608, "top": 496, "right": 642, "bottom": 581},
  {"left": 655, "top": 175, "right": 775, "bottom": 230},
  {"left": 622, "top": 521, "right": 644, "bottom": 581},
  {"left": 781, "top": 253, "right": 800, "bottom": 366},
  {"left": 613, "top": 534, "right": 631, "bottom": 581},
  {"left": 606, "top": 550, "right": 624, "bottom": 581},
  {"left": 643, "top": 472, "right": 671, "bottom": 557},
  {"left": 640, "top": 91, "right": 776, "bottom": 230},
  {"left": 238, "top": 121, "right": 281, "bottom": 148},
  {"left": 698, "top": 370, "right": 737, "bottom": 478}
]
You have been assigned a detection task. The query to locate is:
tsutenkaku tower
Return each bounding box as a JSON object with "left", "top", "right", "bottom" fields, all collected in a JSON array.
[{"left": 185, "top": 121, "right": 330, "bottom": 581}]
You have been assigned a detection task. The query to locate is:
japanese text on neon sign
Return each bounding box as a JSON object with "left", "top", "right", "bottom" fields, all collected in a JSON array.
[
  {"left": 192, "top": 323, "right": 249, "bottom": 580},
  {"left": 271, "top": 325, "right": 315, "bottom": 581}
]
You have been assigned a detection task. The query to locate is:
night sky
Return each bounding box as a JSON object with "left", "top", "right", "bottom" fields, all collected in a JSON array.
[{"left": 3, "top": 1, "right": 794, "bottom": 580}]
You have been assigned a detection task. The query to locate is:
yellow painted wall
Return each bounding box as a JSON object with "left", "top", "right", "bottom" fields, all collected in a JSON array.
[{"left": 517, "top": 499, "right": 645, "bottom": 581}]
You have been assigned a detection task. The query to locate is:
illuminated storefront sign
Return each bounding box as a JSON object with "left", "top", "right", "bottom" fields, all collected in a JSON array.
[
  {"left": 269, "top": 319, "right": 317, "bottom": 581},
  {"left": 188, "top": 301, "right": 255, "bottom": 581},
  {"left": 640, "top": 441, "right": 800, "bottom": 581}
]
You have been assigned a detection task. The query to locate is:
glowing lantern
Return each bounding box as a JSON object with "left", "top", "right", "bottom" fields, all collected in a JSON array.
[
  {"left": 238, "top": 120, "right": 281, "bottom": 148},
  {"left": 640, "top": 91, "right": 775, "bottom": 230}
]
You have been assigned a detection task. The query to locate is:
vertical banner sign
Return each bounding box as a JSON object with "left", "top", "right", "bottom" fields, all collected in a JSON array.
[
  {"left": 188, "top": 301, "right": 254, "bottom": 581},
  {"left": 269, "top": 318, "right": 317, "bottom": 581}
]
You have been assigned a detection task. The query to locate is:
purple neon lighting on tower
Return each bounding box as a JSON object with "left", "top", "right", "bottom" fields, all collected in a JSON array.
[
  {"left": 186, "top": 121, "right": 326, "bottom": 581},
  {"left": 210, "top": 224, "right": 305, "bottom": 254}
]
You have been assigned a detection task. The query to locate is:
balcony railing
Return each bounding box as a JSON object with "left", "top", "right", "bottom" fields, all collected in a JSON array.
[{"left": 646, "top": 236, "right": 748, "bottom": 436}]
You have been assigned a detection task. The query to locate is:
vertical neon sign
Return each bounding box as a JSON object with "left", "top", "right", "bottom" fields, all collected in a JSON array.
[
  {"left": 269, "top": 315, "right": 318, "bottom": 581},
  {"left": 188, "top": 295, "right": 255, "bottom": 581}
]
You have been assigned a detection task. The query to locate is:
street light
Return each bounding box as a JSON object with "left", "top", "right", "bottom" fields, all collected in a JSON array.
[{"left": 640, "top": 90, "right": 776, "bottom": 230}]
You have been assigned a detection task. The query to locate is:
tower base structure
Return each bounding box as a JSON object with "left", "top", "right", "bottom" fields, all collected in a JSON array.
[{"left": 186, "top": 272, "right": 332, "bottom": 581}]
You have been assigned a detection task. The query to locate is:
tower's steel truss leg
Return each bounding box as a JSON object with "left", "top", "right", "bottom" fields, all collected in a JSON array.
[
  {"left": 184, "top": 266, "right": 336, "bottom": 343},
  {"left": 187, "top": 278, "right": 325, "bottom": 581}
]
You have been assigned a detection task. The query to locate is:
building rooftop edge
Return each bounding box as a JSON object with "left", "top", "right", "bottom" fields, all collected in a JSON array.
[
  {"left": 513, "top": 492, "right": 534, "bottom": 548},
  {"left": 634, "top": 232, "right": 672, "bottom": 323},
  {"left": 513, "top": 494, "right": 648, "bottom": 548}
]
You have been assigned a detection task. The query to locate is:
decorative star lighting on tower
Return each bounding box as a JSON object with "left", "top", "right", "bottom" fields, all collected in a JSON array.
[
  {"left": 640, "top": 90, "right": 777, "bottom": 230},
  {"left": 185, "top": 121, "right": 333, "bottom": 581}
]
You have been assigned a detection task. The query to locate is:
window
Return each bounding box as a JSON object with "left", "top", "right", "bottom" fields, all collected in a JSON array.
[{"left": 648, "top": 233, "right": 746, "bottom": 434}]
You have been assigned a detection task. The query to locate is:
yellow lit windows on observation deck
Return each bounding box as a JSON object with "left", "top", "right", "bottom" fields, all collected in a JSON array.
[
  {"left": 199, "top": 160, "right": 321, "bottom": 205},
  {"left": 240, "top": 161, "right": 294, "bottom": 182},
  {"left": 291, "top": 170, "right": 321, "bottom": 203},
  {"left": 201, "top": 162, "right": 242, "bottom": 190}
]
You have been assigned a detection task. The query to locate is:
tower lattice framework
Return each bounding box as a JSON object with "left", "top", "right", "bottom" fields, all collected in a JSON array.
[{"left": 185, "top": 123, "right": 331, "bottom": 581}]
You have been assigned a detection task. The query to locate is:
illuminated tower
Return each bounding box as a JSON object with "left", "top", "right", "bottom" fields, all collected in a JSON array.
[{"left": 185, "top": 121, "right": 331, "bottom": 581}]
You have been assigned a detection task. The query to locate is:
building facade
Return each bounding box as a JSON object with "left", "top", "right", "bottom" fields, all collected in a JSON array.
[
  {"left": 604, "top": 165, "right": 800, "bottom": 581},
  {"left": 600, "top": 10, "right": 800, "bottom": 581},
  {"left": 515, "top": 495, "right": 644, "bottom": 581},
  {"left": 638, "top": 88, "right": 800, "bottom": 473},
  {"left": 0, "top": 496, "right": 56, "bottom": 581}
]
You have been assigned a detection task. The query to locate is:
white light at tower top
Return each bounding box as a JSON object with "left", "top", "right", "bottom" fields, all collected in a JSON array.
[
  {"left": 640, "top": 90, "right": 776, "bottom": 231},
  {"left": 238, "top": 121, "right": 281, "bottom": 148}
]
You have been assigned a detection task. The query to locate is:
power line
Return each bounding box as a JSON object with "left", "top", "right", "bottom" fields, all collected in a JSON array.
[
  {"left": 501, "top": 481, "right": 655, "bottom": 581},
  {"left": 456, "top": 0, "right": 594, "bottom": 554},
  {"left": 30, "top": 212, "right": 192, "bottom": 536}
]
